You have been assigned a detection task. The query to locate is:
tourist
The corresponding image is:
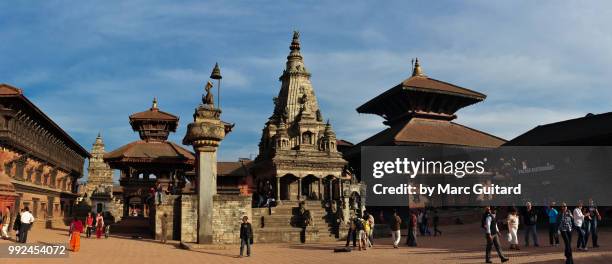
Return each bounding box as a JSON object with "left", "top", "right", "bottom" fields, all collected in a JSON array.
[
  {"left": 85, "top": 212, "right": 94, "bottom": 238},
  {"left": 19, "top": 207, "right": 35, "bottom": 243},
  {"left": 156, "top": 183, "right": 163, "bottom": 205},
  {"left": 573, "top": 201, "right": 586, "bottom": 251},
  {"left": 160, "top": 213, "right": 168, "bottom": 243},
  {"left": 433, "top": 209, "right": 442, "bottom": 236},
  {"left": 483, "top": 206, "right": 509, "bottom": 263},
  {"left": 506, "top": 207, "right": 520, "bottom": 250},
  {"left": 362, "top": 216, "right": 371, "bottom": 248},
  {"left": 523, "top": 201, "right": 539, "bottom": 247},
  {"left": 422, "top": 209, "right": 431, "bottom": 236},
  {"left": 69, "top": 217, "right": 83, "bottom": 252},
  {"left": 355, "top": 215, "right": 367, "bottom": 251},
  {"left": 586, "top": 198, "right": 601, "bottom": 248},
  {"left": 390, "top": 210, "right": 401, "bottom": 248},
  {"left": 345, "top": 214, "right": 356, "bottom": 247},
  {"left": 13, "top": 209, "right": 22, "bottom": 241},
  {"left": 406, "top": 210, "right": 417, "bottom": 247},
  {"left": 559, "top": 203, "right": 574, "bottom": 264},
  {"left": 367, "top": 212, "right": 375, "bottom": 247},
  {"left": 95, "top": 213, "right": 104, "bottom": 239},
  {"left": 239, "top": 215, "right": 253, "bottom": 257},
  {"left": 547, "top": 202, "right": 560, "bottom": 246},
  {"left": 417, "top": 210, "right": 424, "bottom": 236},
  {"left": 1, "top": 206, "right": 11, "bottom": 239}
]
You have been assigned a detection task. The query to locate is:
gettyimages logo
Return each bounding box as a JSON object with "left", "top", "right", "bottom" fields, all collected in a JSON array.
[
  {"left": 362, "top": 146, "right": 612, "bottom": 207},
  {"left": 372, "top": 157, "right": 486, "bottom": 179}
]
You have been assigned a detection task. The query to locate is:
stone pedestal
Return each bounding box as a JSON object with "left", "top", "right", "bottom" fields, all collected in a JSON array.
[{"left": 183, "top": 94, "right": 230, "bottom": 244}]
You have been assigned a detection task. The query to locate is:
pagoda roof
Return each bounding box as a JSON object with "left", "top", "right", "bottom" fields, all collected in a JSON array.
[
  {"left": 104, "top": 140, "right": 194, "bottom": 164},
  {"left": 505, "top": 112, "right": 612, "bottom": 146},
  {"left": 129, "top": 108, "right": 178, "bottom": 122},
  {"left": 218, "top": 160, "right": 253, "bottom": 177},
  {"left": 355, "top": 118, "right": 505, "bottom": 148},
  {"left": 357, "top": 75, "right": 485, "bottom": 122}
]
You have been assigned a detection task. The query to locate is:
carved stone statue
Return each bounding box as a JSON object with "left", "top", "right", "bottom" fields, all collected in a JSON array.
[{"left": 202, "top": 81, "right": 214, "bottom": 105}]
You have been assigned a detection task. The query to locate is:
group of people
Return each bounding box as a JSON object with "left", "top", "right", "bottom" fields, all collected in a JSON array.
[
  {"left": 345, "top": 211, "right": 375, "bottom": 250},
  {"left": 483, "top": 199, "right": 602, "bottom": 264},
  {"left": 68, "top": 212, "right": 107, "bottom": 252},
  {"left": 3, "top": 206, "right": 36, "bottom": 243}
]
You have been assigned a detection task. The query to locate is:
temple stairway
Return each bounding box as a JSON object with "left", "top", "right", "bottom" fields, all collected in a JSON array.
[{"left": 251, "top": 200, "right": 339, "bottom": 243}]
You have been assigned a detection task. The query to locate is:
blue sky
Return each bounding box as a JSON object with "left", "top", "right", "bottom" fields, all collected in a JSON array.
[{"left": 2, "top": 1, "right": 612, "bottom": 179}]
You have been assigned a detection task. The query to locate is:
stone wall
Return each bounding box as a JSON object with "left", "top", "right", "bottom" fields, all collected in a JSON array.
[
  {"left": 155, "top": 195, "right": 177, "bottom": 241},
  {"left": 180, "top": 195, "right": 198, "bottom": 243},
  {"left": 212, "top": 194, "right": 252, "bottom": 244},
  {"left": 176, "top": 194, "right": 252, "bottom": 244}
]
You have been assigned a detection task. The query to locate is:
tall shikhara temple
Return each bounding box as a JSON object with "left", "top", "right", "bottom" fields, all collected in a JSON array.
[{"left": 252, "top": 32, "right": 349, "bottom": 202}]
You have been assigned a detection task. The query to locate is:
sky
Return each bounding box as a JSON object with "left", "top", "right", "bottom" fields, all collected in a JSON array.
[{"left": 2, "top": 1, "right": 612, "bottom": 181}]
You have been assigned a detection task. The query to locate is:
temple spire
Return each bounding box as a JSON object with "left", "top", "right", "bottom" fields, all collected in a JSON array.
[
  {"left": 412, "top": 58, "right": 426, "bottom": 77},
  {"left": 152, "top": 97, "right": 158, "bottom": 110}
]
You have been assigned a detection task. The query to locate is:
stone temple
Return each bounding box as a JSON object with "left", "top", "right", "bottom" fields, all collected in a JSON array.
[{"left": 249, "top": 31, "right": 363, "bottom": 242}]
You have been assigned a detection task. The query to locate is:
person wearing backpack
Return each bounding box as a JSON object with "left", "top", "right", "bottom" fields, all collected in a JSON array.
[{"left": 483, "top": 206, "right": 509, "bottom": 263}]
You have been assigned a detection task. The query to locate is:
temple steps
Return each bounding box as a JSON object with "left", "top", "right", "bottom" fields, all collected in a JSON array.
[{"left": 251, "top": 200, "right": 340, "bottom": 243}]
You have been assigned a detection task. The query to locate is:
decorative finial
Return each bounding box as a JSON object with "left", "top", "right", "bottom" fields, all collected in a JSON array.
[
  {"left": 411, "top": 58, "right": 425, "bottom": 77},
  {"left": 203, "top": 81, "right": 215, "bottom": 105},
  {"left": 97, "top": 131, "right": 101, "bottom": 138},
  {"left": 152, "top": 97, "right": 158, "bottom": 110},
  {"left": 210, "top": 62, "right": 222, "bottom": 80},
  {"left": 290, "top": 31, "right": 301, "bottom": 51}
]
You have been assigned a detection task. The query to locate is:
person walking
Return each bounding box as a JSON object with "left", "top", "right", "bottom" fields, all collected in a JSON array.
[
  {"left": 367, "top": 212, "right": 375, "bottom": 247},
  {"left": 69, "top": 217, "right": 83, "bottom": 252},
  {"left": 239, "top": 216, "right": 253, "bottom": 257},
  {"left": 433, "top": 210, "right": 442, "bottom": 236},
  {"left": 547, "top": 202, "right": 560, "bottom": 246},
  {"left": 506, "top": 207, "right": 520, "bottom": 250},
  {"left": 523, "top": 202, "right": 539, "bottom": 247},
  {"left": 417, "top": 210, "right": 424, "bottom": 236},
  {"left": 345, "top": 214, "right": 357, "bottom": 247},
  {"left": 160, "top": 213, "right": 168, "bottom": 243},
  {"left": 559, "top": 203, "right": 574, "bottom": 264},
  {"left": 586, "top": 198, "right": 601, "bottom": 248},
  {"left": 85, "top": 212, "right": 93, "bottom": 238},
  {"left": 573, "top": 201, "right": 587, "bottom": 251},
  {"left": 1, "top": 206, "right": 11, "bottom": 239},
  {"left": 13, "top": 209, "right": 22, "bottom": 241},
  {"left": 390, "top": 210, "right": 401, "bottom": 248},
  {"left": 356, "top": 216, "right": 367, "bottom": 251},
  {"left": 19, "top": 207, "right": 35, "bottom": 243},
  {"left": 483, "top": 206, "right": 509, "bottom": 263},
  {"left": 362, "top": 216, "right": 371, "bottom": 248},
  {"left": 406, "top": 210, "right": 418, "bottom": 247},
  {"left": 95, "top": 213, "right": 104, "bottom": 239}
]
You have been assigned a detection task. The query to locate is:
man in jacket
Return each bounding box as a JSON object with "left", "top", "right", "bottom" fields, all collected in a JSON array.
[
  {"left": 484, "top": 206, "right": 509, "bottom": 263},
  {"left": 239, "top": 215, "right": 253, "bottom": 257}
]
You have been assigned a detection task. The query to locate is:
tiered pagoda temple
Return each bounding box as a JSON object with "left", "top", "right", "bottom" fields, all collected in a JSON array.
[
  {"left": 350, "top": 59, "right": 506, "bottom": 210},
  {"left": 104, "top": 98, "right": 194, "bottom": 220},
  {"left": 355, "top": 59, "right": 505, "bottom": 149}
]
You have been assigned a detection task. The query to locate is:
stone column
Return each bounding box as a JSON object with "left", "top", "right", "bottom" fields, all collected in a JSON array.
[
  {"left": 297, "top": 178, "right": 302, "bottom": 200},
  {"left": 318, "top": 178, "right": 322, "bottom": 200},
  {"left": 328, "top": 179, "right": 333, "bottom": 200},
  {"left": 276, "top": 177, "right": 280, "bottom": 201},
  {"left": 183, "top": 87, "right": 229, "bottom": 244},
  {"left": 46, "top": 195, "right": 54, "bottom": 228}
]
